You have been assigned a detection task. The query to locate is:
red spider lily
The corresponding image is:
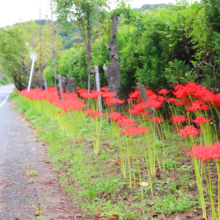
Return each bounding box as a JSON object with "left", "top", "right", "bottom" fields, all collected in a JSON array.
[
  {"left": 150, "top": 117, "right": 164, "bottom": 123},
  {"left": 20, "top": 86, "right": 86, "bottom": 112},
  {"left": 91, "top": 90, "right": 103, "bottom": 97},
  {"left": 120, "top": 126, "right": 150, "bottom": 137},
  {"left": 200, "top": 104, "right": 209, "bottom": 111},
  {"left": 84, "top": 109, "right": 101, "bottom": 118},
  {"left": 128, "top": 103, "right": 147, "bottom": 116},
  {"left": 77, "top": 88, "right": 88, "bottom": 94},
  {"left": 127, "top": 98, "right": 134, "bottom": 102},
  {"left": 191, "top": 116, "right": 212, "bottom": 125},
  {"left": 185, "top": 100, "right": 209, "bottom": 112},
  {"left": 80, "top": 90, "right": 102, "bottom": 99},
  {"left": 127, "top": 87, "right": 157, "bottom": 104},
  {"left": 105, "top": 98, "right": 125, "bottom": 105},
  {"left": 117, "top": 116, "right": 137, "bottom": 128},
  {"left": 175, "top": 126, "right": 200, "bottom": 139},
  {"left": 101, "top": 87, "right": 109, "bottom": 93},
  {"left": 157, "top": 96, "right": 166, "bottom": 102},
  {"left": 102, "top": 92, "right": 116, "bottom": 98},
  {"left": 108, "top": 112, "right": 122, "bottom": 122},
  {"left": 202, "top": 91, "right": 216, "bottom": 104},
  {"left": 147, "top": 100, "right": 164, "bottom": 109},
  {"left": 173, "top": 83, "right": 208, "bottom": 99},
  {"left": 128, "top": 89, "right": 139, "bottom": 100},
  {"left": 213, "top": 93, "right": 220, "bottom": 107},
  {"left": 167, "top": 98, "right": 176, "bottom": 103},
  {"left": 186, "top": 143, "right": 220, "bottom": 163},
  {"left": 158, "top": 89, "right": 169, "bottom": 95},
  {"left": 174, "top": 99, "right": 192, "bottom": 106},
  {"left": 171, "top": 115, "right": 187, "bottom": 126},
  {"left": 146, "top": 89, "right": 156, "bottom": 98}
]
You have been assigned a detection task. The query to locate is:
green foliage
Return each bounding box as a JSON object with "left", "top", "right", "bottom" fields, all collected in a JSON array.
[
  {"left": 79, "top": 176, "right": 122, "bottom": 199},
  {"left": 202, "top": 0, "right": 220, "bottom": 32},
  {"left": 165, "top": 59, "right": 196, "bottom": 86},
  {"left": 34, "top": 19, "right": 83, "bottom": 49},
  {"left": 0, "top": 71, "right": 9, "bottom": 86},
  {"left": 42, "top": 1, "right": 220, "bottom": 93},
  {"left": 0, "top": 26, "right": 30, "bottom": 90},
  {"left": 153, "top": 194, "right": 194, "bottom": 213},
  {"left": 57, "top": 46, "right": 88, "bottom": 88},
  {"left": 0, "top": 21, "right": 63, "bottom": 90},
  {"left": 160, "top": 159, "right": 180, "bottom": 170}
]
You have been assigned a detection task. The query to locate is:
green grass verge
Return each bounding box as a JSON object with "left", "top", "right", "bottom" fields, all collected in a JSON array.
[{"left": 10, "top": 92, "right": 203, "bottom": 219}]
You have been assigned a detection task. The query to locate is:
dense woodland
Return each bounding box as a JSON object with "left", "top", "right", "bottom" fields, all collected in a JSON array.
[{"left": 0, "top": 0, "right": 220, "bottom": 95}]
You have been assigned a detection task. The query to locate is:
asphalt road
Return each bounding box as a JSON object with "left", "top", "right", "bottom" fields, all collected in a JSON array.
[
  {"left": 0, "top": 85, "right": 14, "bottom": 105},
  {"left": 0, "top": 84, "right": 38, "bottom": 219}
]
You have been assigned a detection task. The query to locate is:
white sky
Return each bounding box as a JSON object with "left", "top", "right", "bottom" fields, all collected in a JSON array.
[{"left": 0, "top": 0, "right": 193, "bottom": 28}]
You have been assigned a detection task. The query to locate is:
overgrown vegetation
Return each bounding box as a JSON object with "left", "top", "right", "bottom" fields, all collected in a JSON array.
[
  {"left": 11, "top": 79, "right": 220, "bottom": 219},
  {"left": 11, "top": 93, "right": 196, "bottom": 219},
  {"left": 43, "top": 0, "right": 220, "bottom": 95}
]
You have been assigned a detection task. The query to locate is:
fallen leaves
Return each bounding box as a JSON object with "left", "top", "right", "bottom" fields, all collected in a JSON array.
[
  {"left": 58, "top": 173, "right": 66, "bottom": 177},
  {"left": 94, "top": 211, "right": 118, "bottom": 220},
  {"left": 94, "top": 210, "right": 103, "bottom": 215},
  {"left": 34, "top": 210, "right": 42, "bottom": 216},
  {"left": 107, "top": 215, "right": 119, "bottom": 220}
]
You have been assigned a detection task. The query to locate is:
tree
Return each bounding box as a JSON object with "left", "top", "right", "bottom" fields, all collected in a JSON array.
[
  {"left": 0, "top": 26, "right": 30, "bottom": 90},
  {"left": 51, "top": 0, "right": 57, "bottom": 88},
  {"left": 0, "top": 22, "right": 63, "bottom": 90},
  {"left": 52, "top": 0, "right": 110, "bottom": 93},
  {"left": 103, "top": 12, "right": 122, "bottom": 99}
]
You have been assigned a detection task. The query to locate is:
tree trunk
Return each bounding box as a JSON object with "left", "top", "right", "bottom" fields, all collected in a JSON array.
[
  {"left": 39, "top": 7, "right": 43, "bottom": 90},
  {"left": 51, "top": 0, "right": 57, "bottom": 89},
  {"left": 103, "top": 12, "right": 122, "bottom": 99},
  {"left": 87, "top": 12, "right": 92, "bottom": 95}
]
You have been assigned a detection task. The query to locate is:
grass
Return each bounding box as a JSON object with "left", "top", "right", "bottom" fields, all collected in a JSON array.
[
  {"left": 26, "top": 169, "right": 37, "bottom": 177},
  {"left": 28, "top": 178, "right": 35, "bottom": 184},
  {"left": 10, "top": 92, "right": 211, "bottom": 219},
  {"left": 30, "top": 197, "right": 47, "bottom": 219}
]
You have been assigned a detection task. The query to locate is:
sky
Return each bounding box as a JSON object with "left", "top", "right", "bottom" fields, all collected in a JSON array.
[{"left": 0, "top": 0, "right": 191, "bottom": 28}]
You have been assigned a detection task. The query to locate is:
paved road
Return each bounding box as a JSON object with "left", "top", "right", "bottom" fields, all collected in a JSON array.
[
  {"left": 0, "top": 84, "right": 38, "bottom": 219},
  {"left": 0, "top": 85, "right": 14, "bottom": 105}
]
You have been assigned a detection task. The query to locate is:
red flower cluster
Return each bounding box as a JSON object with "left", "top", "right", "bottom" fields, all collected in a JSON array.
[
  {"left": 20, "top": 81, "right": 220, "bottom": 140},
  {"left": 171, "top": 115, "right": 187, "bottom": 126},
  {"left": 150, "top": 117, "right": 164, "bottom": 123},
  {"left": 84, "top": 109, "right": 102, "bottom": 118},
  {"left": 173, "top": 82, "right": 220, "bottom": 108},
  {"left": 120, "top": 126, "right": 149, "bottom": 137},
  {"left": 187, "top": 143, "right": 220, "bottom": 163},
  {"left": 108, "top": 112, "right": 149, "bottom": 137},
  {"left": 185, "top": 100, "right": 209, "bottom": 112},
  {"left": 20, "top": 87, "right": 85, "bottom": 113},
  {"left": 158, "top": 89, "right": 169, "bottom": 95},
  {"left": 175, "top": 126, "right": 200, "bottom": 139},
  {"left": 191, "top": 116, "right": 212, "bottom": 125}
]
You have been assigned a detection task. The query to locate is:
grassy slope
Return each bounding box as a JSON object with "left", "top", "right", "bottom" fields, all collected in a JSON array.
[{"left": 11, "top": 92, "right": 213, "bottom": 220}]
